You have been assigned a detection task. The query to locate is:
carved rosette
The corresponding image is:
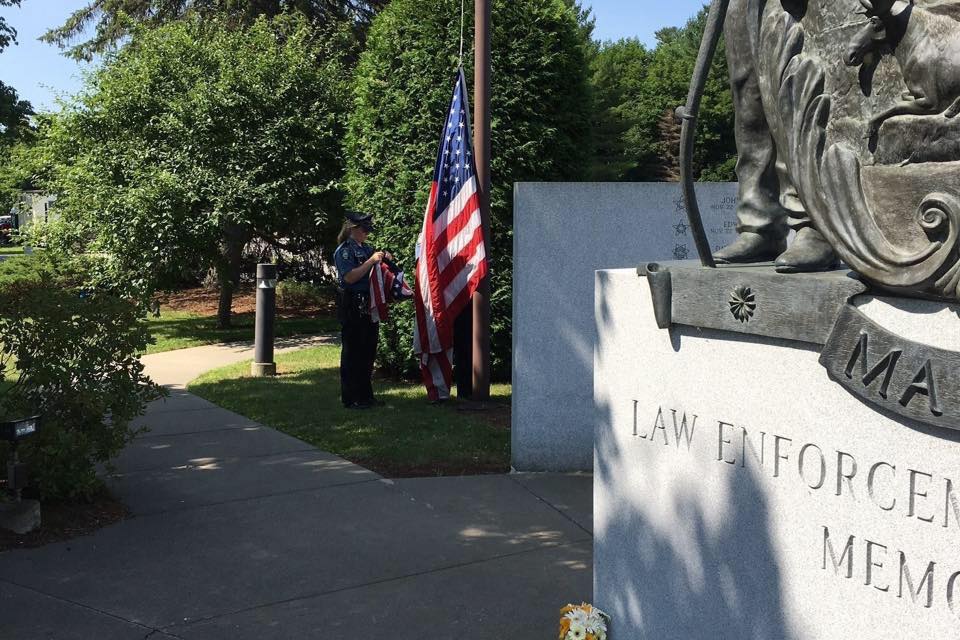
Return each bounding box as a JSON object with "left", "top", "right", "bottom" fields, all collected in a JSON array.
[{"left": 729, "top": 286, "right": 757, "bottom": 322}]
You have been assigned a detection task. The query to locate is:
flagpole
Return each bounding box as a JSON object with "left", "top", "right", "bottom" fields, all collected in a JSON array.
[{"left": 472, "top": 0, "right": 492, "bottom": 401}]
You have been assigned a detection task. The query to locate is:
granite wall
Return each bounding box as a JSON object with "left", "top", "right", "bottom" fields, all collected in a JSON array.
[{"left": 511, "top": 182, "right": 739, "bottom": 471}]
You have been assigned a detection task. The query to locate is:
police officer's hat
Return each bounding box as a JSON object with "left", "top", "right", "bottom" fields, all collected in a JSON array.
[{"left": 345, "top": 211, "right": 374, "bottom": 232}]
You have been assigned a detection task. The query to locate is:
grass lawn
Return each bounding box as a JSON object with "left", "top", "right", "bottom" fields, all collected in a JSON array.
[
  {"left": 188, "top": 345, "right": 511, "bottom": 477},
  {"left": 0, "top": 245, "right": 24, "bottom": 255},
  {"left": 145, "top": 310, "right": 339, "bottom": 354}
]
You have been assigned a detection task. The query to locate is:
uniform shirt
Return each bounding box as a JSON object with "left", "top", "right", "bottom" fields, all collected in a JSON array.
[{"left": 335, "top": 238, "right": 375, "bottom": 293}]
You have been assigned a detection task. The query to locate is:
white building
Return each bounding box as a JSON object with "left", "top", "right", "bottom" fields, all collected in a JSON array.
[{"left": 15, "top": 190, "right": 56, "bottom": 230}]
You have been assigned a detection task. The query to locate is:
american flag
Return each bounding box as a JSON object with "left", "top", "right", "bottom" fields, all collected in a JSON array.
[
  {"left": 369, "top": 262, "right": 413, "bottom": 323},
  {"left": 413, "top": 68, "right": 489, "bottom": 401}
]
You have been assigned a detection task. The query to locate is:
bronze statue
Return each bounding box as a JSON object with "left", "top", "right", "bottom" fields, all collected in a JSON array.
[
  {"left": 707, "top": 0, "right": 960, "bottom": 299},
  {"left": 651, "top": 0, "right": 960, "bottom": 434},
  {"left": 715, "top": 0, "right": 837, "bottom": 273}
]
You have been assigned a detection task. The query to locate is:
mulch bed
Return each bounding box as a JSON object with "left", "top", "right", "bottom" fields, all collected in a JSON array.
[
  {"left": 156, "top": 286, "right": 335, "bottom": 318},
  {"left": 459, "top": 402, "right": 511, "bottom": 431},
  {"left": 0, "top": 490, "right": 129, "bottom": 553}
]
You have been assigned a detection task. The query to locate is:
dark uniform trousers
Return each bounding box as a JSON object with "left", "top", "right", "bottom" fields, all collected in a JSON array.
[{"left": 339, "top": 295, "right": 379, "bottom": 407}]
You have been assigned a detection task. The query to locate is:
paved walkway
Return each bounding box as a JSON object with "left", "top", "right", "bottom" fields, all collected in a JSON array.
[{"left": 0, "top": 339, "right": 592, "bottom": 638}]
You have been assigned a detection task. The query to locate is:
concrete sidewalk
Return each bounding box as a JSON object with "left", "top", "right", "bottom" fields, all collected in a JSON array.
[
  {"left": 0, "top": 340, "right": 592, "bottom": 638},
  {"left": 142, "top": 334, "right": 338, "bottom": 388}
]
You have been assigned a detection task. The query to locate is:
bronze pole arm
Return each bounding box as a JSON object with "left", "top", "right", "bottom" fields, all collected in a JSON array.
[{"left": 676, "top": 0, "right": 730, "bottom": 269}]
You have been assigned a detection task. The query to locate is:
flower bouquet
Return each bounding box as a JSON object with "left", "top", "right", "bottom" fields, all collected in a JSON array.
[{"left": 558, "top": 602, "right": 609, "bottom": 640}]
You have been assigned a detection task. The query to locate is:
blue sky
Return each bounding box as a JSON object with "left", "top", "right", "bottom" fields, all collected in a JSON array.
[{"left": 0, "top": 0, "right": 707, "bottom": 112}]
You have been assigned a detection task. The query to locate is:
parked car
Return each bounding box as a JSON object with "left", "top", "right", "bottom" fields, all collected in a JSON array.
[{"left": 0, "top": 216, "right": 15, "bottom": 245}]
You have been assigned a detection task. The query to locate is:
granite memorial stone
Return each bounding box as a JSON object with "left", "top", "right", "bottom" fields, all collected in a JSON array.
[{"left": 594, "top": 271, "right": 960, "bottom": 638}]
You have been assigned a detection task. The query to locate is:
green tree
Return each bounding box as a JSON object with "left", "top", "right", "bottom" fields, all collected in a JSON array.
[
  {"left": 0, "top": 0, "right": 35, "bottom": 214},
  {"left": 626, "top": 7, "right": 735, "bottom": 181},
  {"left": 0, "top": 0, "right": 34, "bottom": 155},
  {"left": 0, "top": 125, "right": 39, "bottom": 216},
  {"left": 0, "top": 81, "right": 32, "bottom": 149},
  {"left": 345, "top": 0, "right": 591, "bottom": 378},
  {"left": 585, "top": 6, "right": 735, "bottom": 182},
  {"left": 43, "top": 0, "right": 387, "bottom": 60},
  {"left": 588, "top": 38, "right": 650, "bottom": 180},
  {"left": 0, "top": 0, "right": 22, "bottom": 53},
  {"left": 37, "top": 15, "right": 352, "bottom": 327}
]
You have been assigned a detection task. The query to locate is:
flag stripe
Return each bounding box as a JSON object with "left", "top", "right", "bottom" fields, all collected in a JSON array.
[
  {"left": 433, "top": 176, "right": 477, "bottom": 241},
  {"left": 419, "top": 348, "right": 453, "bottom": 401},
  {"left": 438, "top": 224, "right": 484, "bottom": 290},
  {"left": 434, "top": 194, "right": 479, "bottom": 262},
  {"left": 437, "top": 205, "right": 483, "bottom": 271},
  {"left": 417, "top": 242, "right": 443, "bottom": 352},
  {"left": 444, "top": 240, "right": 486, "bottom": 307}
]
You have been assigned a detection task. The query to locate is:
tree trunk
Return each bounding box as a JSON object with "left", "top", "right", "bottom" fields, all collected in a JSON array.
[
  {"left": 657, "top": 107, "right": 683, "bottom": 182},
  {"left": 216, "top": 223, "right": 247, "bottom": 329}
]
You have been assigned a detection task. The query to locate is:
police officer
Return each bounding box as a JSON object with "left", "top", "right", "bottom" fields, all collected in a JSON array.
[{"left": 334, "top": 212, "right": 392, "bottom": 409}]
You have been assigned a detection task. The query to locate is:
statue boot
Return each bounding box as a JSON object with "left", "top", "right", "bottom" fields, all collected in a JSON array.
[
  {"left": 713, "top": 231, "right": 787, "bottom": 264},
  {"left": 774, "top": 226, "right": 838, "bottom": 273}
]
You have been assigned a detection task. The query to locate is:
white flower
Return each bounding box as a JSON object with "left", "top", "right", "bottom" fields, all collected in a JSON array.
[
  {"left": 565, "top": 608, "right": 589, "bottom": 626},
  {"left": 567, "top": 623, "right": 587, "bottom": 640},
  {"left": 586, "top": 611, "right": 608, "bottom": 633}
]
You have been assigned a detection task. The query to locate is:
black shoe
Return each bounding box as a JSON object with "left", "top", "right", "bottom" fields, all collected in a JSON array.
[{"left": 345, "top": 402, "right": 372, "bottom": 410}]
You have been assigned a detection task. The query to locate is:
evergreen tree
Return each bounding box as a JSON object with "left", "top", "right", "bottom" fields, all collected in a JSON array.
[
  {"left": 587, "top": 6, "right": 736, "bottom": 182},
  {"left": 588, "top": 38, "right": 650, "bottom": 180},
  {"left": 43, "top": 0, "right": 387, "bottom": 60},
  {"left": 345, "top": 0, "right": 591, "bottom": 378},
  {"left": 626, "top": 8, "right": 735, "bottom": 181}
]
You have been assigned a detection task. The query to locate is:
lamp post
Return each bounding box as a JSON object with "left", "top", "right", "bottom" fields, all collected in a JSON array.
[{"left": 251, "top": 263, "right": 277, "bottom": 377}]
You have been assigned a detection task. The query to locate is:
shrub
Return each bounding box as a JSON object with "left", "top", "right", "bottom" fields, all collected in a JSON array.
[
  {"left": 0, "top": 255, "right": 161, "bottom": 501},
  {"left": 344, "top": 0, "right": 592, "bottom": 379},
  {"left": 277, "top": 280, "right": 328, "bottom": 309}
]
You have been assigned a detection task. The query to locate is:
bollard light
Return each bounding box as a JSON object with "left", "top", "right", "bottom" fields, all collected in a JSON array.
[
  {"left": 251, "top": 263, "right": 277, "bottom": 377},
  {"left": 0, "top": 415, "right": 38, "bottom": 444},
  {"left": 0, "top": 415, "right": 41, "bottom": 534},
  {"left": 0, "top": 415, "right": 39, "bottom": 504}
]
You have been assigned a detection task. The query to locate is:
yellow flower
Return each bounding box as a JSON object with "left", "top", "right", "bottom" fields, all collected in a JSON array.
[{"left": 559, "top": 617, "right": 571, "bottom": 639}]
